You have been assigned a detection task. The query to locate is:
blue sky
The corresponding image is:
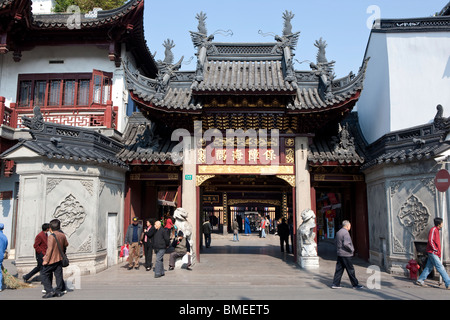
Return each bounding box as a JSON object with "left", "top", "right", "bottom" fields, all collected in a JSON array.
[{"left": 144, "top": 1, "right": 448, "bottom": 78}]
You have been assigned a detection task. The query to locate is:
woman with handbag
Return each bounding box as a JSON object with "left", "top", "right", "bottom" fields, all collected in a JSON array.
[{"left": 41, "top": 219, "right": 69, "bottom": 298}]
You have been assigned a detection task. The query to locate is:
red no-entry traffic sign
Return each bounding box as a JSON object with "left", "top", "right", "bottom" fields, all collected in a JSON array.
[{"left": 435, "top": 169, "right": 450, "bottom": 192}]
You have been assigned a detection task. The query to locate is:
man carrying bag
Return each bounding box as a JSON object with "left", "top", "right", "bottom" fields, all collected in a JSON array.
[{"left": 41, "top": 219, "right": 69, "bottom": 298}]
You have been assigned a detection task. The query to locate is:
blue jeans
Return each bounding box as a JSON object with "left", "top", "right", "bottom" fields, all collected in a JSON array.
[
  {"left": 418, "top": 253, "right": 450, "bottom": 287},
  {"left": 0, "top": 259, "right": 3, "bottom": 290},
  {"left": 233, "top": 232, "right": 239, "bottom": 241}
]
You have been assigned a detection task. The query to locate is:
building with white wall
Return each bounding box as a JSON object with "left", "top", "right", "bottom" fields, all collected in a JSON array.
[
  {"left": 0, "top": 0, "right": 157, "bottom": 267},
  {"left": 358, "top": 13, "right": 450, "bottom": 144},
  {"left": 357, "top": 4, "right": 450, "bottom": 274}
]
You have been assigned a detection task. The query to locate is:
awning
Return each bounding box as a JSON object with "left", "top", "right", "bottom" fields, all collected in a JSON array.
[{"left": 158, "top": 190, "right": 178, "bottom": 207}]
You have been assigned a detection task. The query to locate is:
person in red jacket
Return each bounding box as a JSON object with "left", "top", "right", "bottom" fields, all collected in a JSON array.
[
  {"left": 416, "top": 217, "right": 450, "bottom": 288},
  {"left": 23, "top": 223, "right": 49, "bottom": 283}
]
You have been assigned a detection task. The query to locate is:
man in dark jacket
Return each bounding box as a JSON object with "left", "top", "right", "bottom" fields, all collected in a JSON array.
[
  {"left": 23, "top": 223, "right": 49, "bottom": 283},
  {"left": 277, "top": 218, "right": 290, "bottom": 253},
  {"left": 331, "top": 220, "right": 363, "bottom": 289},
  {"left": 153, "top": 220, "right": 170, "bottom": 278}
]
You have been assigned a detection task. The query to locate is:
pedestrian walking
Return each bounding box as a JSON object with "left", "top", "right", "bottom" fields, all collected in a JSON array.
[
  {"left": 125, "top": 217, "right": 143, "bottom": 270},
  {"left": 168, "top": 231, "right": 191, "bottom": 270},
  {"left": 202, "top": 218, "right": 212, "bottom": 248},
  {"left": 331, "top": 220, "right": 363, "bottom": 289},
  {"left": 23, "top": 223, "right": 49, "bottom": 284},
  {"left": 244, "top": 216, "right": 251, "bottom": 236},
  {"left": 277, "top": 218, "right": 290, "bottom": 253},
  {"left": 232, "top": 218, "right": 239, "bottom": 242},
  {"left": 416, "top": 217, "right": 450, "bottom": 289},
  {"left": 260, "top": 216, "right": 266, "bottom": 238},
  {"left": 153, "top": 220, "right": 170, "bottom": 278},
  {"left": 0, "top": 223, "right": 8, "bottom": 292},
  {"left": 164, "top": 213, "right": 174, "bottom": 238},
  {"left": 142, "top": 219, "right": 155, "bottom": 271},
  {"left": 41, "top": 219, "right": 69, "bottom": 298}
]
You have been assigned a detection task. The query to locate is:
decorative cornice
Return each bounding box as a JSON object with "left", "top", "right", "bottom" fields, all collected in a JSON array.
[{"left": 372, "top": 16, "right": 450, "bottom": 33}]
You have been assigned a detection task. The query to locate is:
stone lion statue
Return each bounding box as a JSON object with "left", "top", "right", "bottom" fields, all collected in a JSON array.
[
  {"left": 299, "top": 209, "right": 317, "bottom": 257},
  {"left": 173, "top": 208, "right": 195, "bottom": 265}
]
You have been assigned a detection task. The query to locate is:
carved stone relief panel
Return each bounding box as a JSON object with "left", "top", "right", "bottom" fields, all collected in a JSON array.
[
  {"left": 398, "top": 195, "right": 430, "bottom": 238},
  {"left": 53, "top": 194, "right": 87, "bottom": 238}
]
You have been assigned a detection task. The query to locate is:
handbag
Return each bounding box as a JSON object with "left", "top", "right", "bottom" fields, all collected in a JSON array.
[{"left": 52, "top": 233, "right": 69, "bottom": 267}]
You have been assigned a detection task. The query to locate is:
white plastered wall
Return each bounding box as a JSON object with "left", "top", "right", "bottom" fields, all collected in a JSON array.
[{"left": 358, "top": 31, "right": 450, "bottom": 144}]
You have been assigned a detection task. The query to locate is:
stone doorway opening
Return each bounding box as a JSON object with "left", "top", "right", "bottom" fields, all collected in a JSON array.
[{"left": 197, "top": 174, "right": 296, "bottom": 262}]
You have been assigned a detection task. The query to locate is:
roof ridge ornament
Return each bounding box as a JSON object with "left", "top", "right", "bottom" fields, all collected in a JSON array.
[
  {"left": 154, "top": 39, "right": 184, "bottom": 100},
  {"left": 190, "top": 11, "right": 215, "bottom": 82},
  {"left": 196, "top": 11, "right": 208, "bottom": 35},
  {"left": 272, "top": 11, "right": 300, "bottom": 83},
  {"left": 434, "top": 104, "right": 450, "bottom": 132},
  {"left": 22, "top": 106, "right": 45, "bottom": 132},
  {"left": 310, "top": 37, "right": 336, "bottom": 101},
  {"left": 282, "top": 10, "right": 295, "bottom": 36}
]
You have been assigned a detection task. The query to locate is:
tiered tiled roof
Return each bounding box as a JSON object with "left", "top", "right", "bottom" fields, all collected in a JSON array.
[
  {"left": 361, "top": 105, "right": 450, "bottom": 170},
  {"left": 125, "top": 10, "right": 368, "bottom": 121},
  {"left": 116, "top": 112, "right": 179, "bottom": 164},
  {"left": 308, "top": 112, "right": 367, "bottom": 165},
  {"left": 125, "top": 42, "right": 368, "bottom": 113},
  {"left": 0, "top": 0, "right": 157, "bottom": 76}
]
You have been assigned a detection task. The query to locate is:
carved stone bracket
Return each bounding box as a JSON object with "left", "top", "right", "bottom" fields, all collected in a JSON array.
[
  {"left": 47, "top": 178, "right": 62, "bottom": 194},
  {"left": 80, "top": 180, "right": 94, "bottom": 196}
]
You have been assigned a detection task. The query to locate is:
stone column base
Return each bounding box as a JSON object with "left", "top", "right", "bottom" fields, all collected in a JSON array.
[{"left": 300, "top": 256, "right": 319, "bottom": 269}]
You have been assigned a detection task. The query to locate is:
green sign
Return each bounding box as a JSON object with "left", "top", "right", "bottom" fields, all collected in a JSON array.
[{"left": 185, "top": 174, "right": 193, "bottom": 180}]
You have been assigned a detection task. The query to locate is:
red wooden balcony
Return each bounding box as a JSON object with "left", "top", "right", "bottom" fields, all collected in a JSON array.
[{"left": 0, "top": 96, "right": 118, "bottom": 129}]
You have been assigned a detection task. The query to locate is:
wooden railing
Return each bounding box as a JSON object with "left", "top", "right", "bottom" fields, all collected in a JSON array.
[
  {"left": 0, "top": 97, "right": 17, "bottom": 128},
  {"left": 0, "top": 97, "right": 118, "bottom": 129}
]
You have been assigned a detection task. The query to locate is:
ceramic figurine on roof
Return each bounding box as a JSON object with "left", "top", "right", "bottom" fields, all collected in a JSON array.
[
  {"left": 22, "top": 106, "right": 44, "bottom": 132},
  {"left": 155, "top": 39, "right": 184, "bottom": 100},
  {"left": 273, "top": 10, "right": 300, "bottom": 82},
  {"left": 273, "top": 10, "right": 300, "bottom": 53},
  {"left": 282, "top": 10, "right": 295, "bottom": 36},
  {"left": 434, "top": 104, "right": 450, "bottom": 131},
  {"left": 190, "top": 11, "right": 214, "bottom": 82},
  {"left": 310, "top": 37, "right": 336, "bottom": 101}
]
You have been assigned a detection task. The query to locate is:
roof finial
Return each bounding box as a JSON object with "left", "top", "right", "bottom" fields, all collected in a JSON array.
[
  {"left": 314, "top": 37, "right": 328, "bottom": 64},
  {"left": 282, "top": 10, "right": 295, "bottom": 36},
  {"left": 162, "top": 39, "right": 175, "bottom": 64},
  {"left": 196, "top": 11, "right": 207, "bottom": 35}
]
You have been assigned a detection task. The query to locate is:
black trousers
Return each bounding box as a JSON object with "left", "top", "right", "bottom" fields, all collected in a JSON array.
[
  {"left": 23, "top": 252, "right": 44, "bottom": 282},
  {"left": 332, "top": 256, "right": 359, "bottom": 287},
  {"left": 143, "top": 243, "right": 153, "bottom": 268},
  {"left": 41, "top": 261, "right": 64, "bottom": 294},
  {"left": 280, "top": 237, "right": 290, "bottom": 253}
]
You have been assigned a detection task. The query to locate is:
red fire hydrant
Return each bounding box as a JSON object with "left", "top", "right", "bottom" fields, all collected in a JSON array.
[{"left": 406, "top": 259, "right": 420, "bottom": 280}]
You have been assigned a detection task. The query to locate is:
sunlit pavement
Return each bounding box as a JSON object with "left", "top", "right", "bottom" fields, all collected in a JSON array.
[{"left": 1, "top": 232, "right": 449, "bottom": 300}]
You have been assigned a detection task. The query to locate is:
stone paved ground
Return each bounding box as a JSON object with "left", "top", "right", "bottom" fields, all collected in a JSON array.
[{"left": 1, "top": 232, "right": 449, "bottom": 303}]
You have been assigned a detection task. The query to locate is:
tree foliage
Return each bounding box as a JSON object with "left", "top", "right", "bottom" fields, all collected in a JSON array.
[{"left": 54, "top": 0, "right": 126, "bottom": 13}]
